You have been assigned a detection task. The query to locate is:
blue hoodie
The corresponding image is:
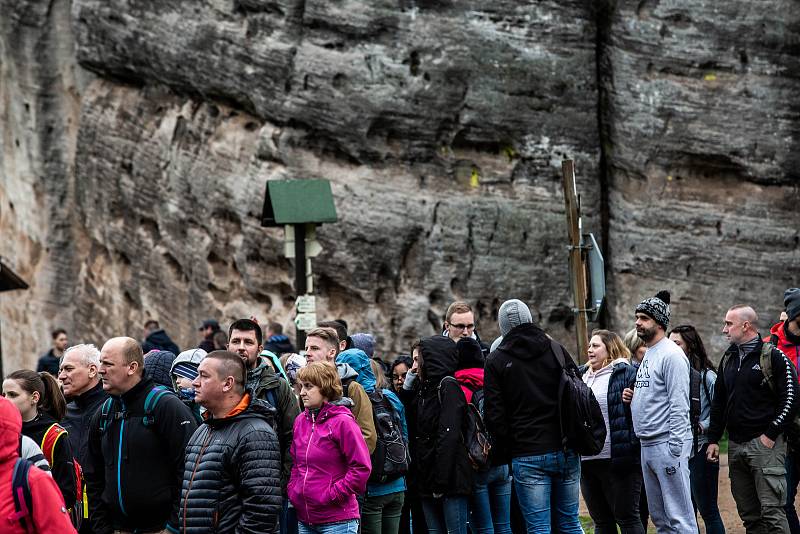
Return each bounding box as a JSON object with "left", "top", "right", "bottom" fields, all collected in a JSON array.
[{"left": 337, "top": 349, "right": 408, "bottom": 496}]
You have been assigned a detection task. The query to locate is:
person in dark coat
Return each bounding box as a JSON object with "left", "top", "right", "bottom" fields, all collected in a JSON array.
[
  {"left": 414, "top": 336, "right": 472, "bottom": 534},
  {"left": 85, "top": 337, "right": 197, "bottom": 534},
  {"left": 37, "top": 328, "right": 69, "bottom": 376},
  {"left": 142, "top": 320, "right": 180, "bottom": 355},
  {"left": 181, "top": 351, "right": 281, "bottom": 533},
  {"left": 198, "top": 319, "right": 221, "bottom": 353},
  {"left": 59, "top": 344, "right": 109, "bottom": 470},
  {"left": 264, "top": 322, "right": 296, "bottom": 355}
]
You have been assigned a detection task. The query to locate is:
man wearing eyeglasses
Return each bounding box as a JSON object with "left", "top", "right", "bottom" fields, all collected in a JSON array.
[{"left": 442, "top": 302, "right": 491, "bottom": 358}]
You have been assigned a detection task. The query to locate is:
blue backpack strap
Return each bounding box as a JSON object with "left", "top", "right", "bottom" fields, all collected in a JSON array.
[
  {"left": 10, "top": 458, "right": 34, "bottom": 534},
  {"left": 143, "top": 385, "right": 172, "bottom": 427}
]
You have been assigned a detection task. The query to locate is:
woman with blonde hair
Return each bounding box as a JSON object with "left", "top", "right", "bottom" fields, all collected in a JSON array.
[
  {"left": 288, "top": 361, "right": 371, "bottom": 534},
  {"left": 580, "top": 330, "right": 643, "bottom": 534}
]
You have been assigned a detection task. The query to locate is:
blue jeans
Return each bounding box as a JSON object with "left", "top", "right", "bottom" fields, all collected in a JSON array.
[
  {"left": 421, "top": 495, "right": 469, "bottom": 534},
  {"left": 689, "top": 443, "right": 725, "bottom": 534},
  {"left": 512, "top": 451, "right": 583, "bottom": 534},
  {"left": 470, "top": 464, "right": 513, "bottom": 534},
  {"left": 299, "top": 520, "right": 359, "bottom": 534}
]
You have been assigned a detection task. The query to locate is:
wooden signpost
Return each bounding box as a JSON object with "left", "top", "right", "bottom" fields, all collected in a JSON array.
[{"left": 561, "top": 160, "right": 590, "bottom": 364}]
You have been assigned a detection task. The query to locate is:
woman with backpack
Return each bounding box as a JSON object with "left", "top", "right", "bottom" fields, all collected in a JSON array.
[
  {"left": 338, "top": 349, "right": 410, "bottom": 534},
  {"left": 669, "top": 325, "right": 725, "bottom": 534},
  {"left": 579, "top": 330, "right": 644, "bottom": 534},
  {"left": 455, "top": 338, "right": 512, "bottom": 534},
  {"left": 288, "top": 361, "right": 371, "bottom": 534},
  {"left": 2, "top": 369, "right": 78, "bottom": 512},
  {"left": 414, "top": 336, "right": 473, "bottom": 534}
]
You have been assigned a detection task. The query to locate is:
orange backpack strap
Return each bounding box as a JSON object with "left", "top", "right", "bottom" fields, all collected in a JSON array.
[{"left": 40, "top": 423, "right": 67, "bottom": 467}]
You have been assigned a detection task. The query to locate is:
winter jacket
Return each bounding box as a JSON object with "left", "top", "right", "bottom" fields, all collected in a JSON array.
[
  {"left": 144, "top": 350, "right": 177, "bottom": 388},
  {"left": 337, "top": 349, "right": 408, "bottom": 497},
  {"left": 414, "top": 336, "right": 473, "bottom": 496},
  {"left": 769, "top": 321, "right": 800, "bottom": 370},
  {"left": 708, "top": 338, "right": 799, "bottom": 444},
  {"left": 36, "top": 349, "right": 61, "bottom": 376},
  {"left": 181, "top": 394, "right": 282, "bottom": 534},
  {"left": 0, "top": 397, "right": 78, "bottom": 534},
  {"left": 247, "top": 356, "right": 302, "bottom": 490},
  {"left": 265, "top": 335, "right": 296, "bottom": 356},
  {"left": 85, "top": 378, "right": 198, "bottom": 533},
  {"left": 288, "top": 402, "right": 371, "bottom": 525},
  {"left": 21, "top": 412, "right": 78, "bottom": 509},
  {"left": 580, "top": 360, "right": 640, "bottom": 469},
  {"left": 142, "top": 329, "right": 180, "bottom": 356},
  {"left": 484, "top": 323, "right": 569, "bottom": 460},
  {"left": 335, "top": 360, "right": 377, "bottom": 453},
  {"left": 62, "top": 381, "right": 109, "bottom": 469}
]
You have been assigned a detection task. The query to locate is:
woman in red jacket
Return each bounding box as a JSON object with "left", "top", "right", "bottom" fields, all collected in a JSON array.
[
  {"left": 288, "top": 361, "right": 371, "bottom": 534},
  {"left": 0, "top": 395, "right": 77, "bottom": 534}
]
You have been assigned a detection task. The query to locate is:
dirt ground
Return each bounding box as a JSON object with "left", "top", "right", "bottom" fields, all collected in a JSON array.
[{"left": 579, "top": 454, "right": 798, "bottom": 533}]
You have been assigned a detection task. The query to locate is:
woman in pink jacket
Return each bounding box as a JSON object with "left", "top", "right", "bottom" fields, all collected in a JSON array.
[{"left": 288, "top": 361, "right": 371, "bottom": 534}]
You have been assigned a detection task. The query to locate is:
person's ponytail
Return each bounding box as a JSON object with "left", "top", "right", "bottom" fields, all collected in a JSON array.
[{"left": 38, "top": 371, "right": 67, "bottom": 421}]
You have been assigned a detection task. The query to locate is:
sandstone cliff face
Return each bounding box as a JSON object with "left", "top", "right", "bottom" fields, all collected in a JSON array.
[{"left": 0, "top": 0, "right": 797, "bottom": 369}]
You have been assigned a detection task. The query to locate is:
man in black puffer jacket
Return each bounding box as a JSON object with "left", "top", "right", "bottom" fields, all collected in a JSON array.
[{"left": 181, "top": 350, "right": 282, "bottom": 534}]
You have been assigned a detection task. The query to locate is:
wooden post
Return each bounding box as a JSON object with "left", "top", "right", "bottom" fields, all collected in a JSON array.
[
  {"left": 561, "top": 160, "right": 589, "bottom": 364},
  {"left": 294, "top": 223, "right": 307, "bottom": 351}
]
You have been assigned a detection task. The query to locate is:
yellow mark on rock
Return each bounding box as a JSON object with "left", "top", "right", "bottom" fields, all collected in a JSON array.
[
  {"left": 470, "top": 168, "right": 480, "bottom": 188},
  {"left": 704, "top": 73, "right": 717, "bottom": 81}
]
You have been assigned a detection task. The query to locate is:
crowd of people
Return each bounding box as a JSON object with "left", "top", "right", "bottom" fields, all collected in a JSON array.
[{"left": 1, "top": 287, "right": 800, "bottom": 534}]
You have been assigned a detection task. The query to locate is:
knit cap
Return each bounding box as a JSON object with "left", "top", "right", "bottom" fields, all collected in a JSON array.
[
  {"left": 171, "top": 348, "right": 208, "bottom": 383},
  {"left": 498, "top": 299, "right": 533, "bottom": 336},
  {"left": 351, "top": 333, "right": 375, "bottom": 358},
  {"left": 785, "top": 288, "right": 800, "bottom": 322},
  {"left": 635, "top": 290, "right": 671, "bottom": 330}
]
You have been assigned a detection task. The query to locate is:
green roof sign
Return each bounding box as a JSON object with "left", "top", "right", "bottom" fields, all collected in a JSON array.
[{"left": 261, "top": 179, "right": 338, "bottom": 227}]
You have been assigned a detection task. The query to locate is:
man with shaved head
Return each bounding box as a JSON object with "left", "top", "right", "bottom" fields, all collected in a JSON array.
[
  {"left": 85, "top": 337, "right": 197, "bottom": 534},
  {"left": 708, "top": 305, "right": 799, "bottom": 532}
]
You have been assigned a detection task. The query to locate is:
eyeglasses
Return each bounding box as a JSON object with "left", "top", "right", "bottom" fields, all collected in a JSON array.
[{"left": 449, "top": 323, "right": 475, "bottom": 331}]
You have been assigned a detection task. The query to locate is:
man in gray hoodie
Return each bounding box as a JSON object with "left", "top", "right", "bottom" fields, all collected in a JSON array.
[{"left": 627, "top": 291, "right": 697, "bottom": 533}]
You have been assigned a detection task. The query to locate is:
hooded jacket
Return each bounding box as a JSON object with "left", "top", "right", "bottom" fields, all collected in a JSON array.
[
  {"left": 414, "top": 336, "right": 473, "bottom": 496},
  {"left": 0, "top": 397, "right": 78, "bottom": 534},
  {"left": 180, "top": 394, "right": 281, "bottom": 533},
  {"left": 247, "top": 356, "right": 302, "bottom": 490},
  {"left": 142, "top": 330, "right": 180, "bottom": 356},
  {"left": 265, "top": 335, "right": 296, "bottom": 356},
  {"left": 144, "top": 350, "right": 177, "bottom": 389},
  {"left": 21, "top": 412, "right": 77, "bottom": 509},
  {"left": 62, "top": 381, "right": 109, "bottom": 469},
  {"left": 334, "top": 359, "right": 377, "bottom": 453},
  {"left": 337, "top": 349, "right": 408, "bottom": 497},
  {"left": 484, "top": 323, "right": 566, "bottom": 459},
  {"left": 288, "top": 402, "right": 371, "bottom": 525},
  {"left": 85, "top": 378, "right": 198, "bottom": 533},
  {"left": 770, "top": 321, "right": 800, "bottom": 370}
]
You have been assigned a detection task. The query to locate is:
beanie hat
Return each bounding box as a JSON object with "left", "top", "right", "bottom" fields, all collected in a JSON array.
[
  {"left": 171, "top": 348, "right": 207, "bottom": 387},
  {"left": 635, "top": 290, "right": 671, "bottom": 330},
  {"left": 498, "top": 299, "right": 533, "bottom": 336},
  {"left": 144, "top": 350, "right": 177, "bottom": 389},
  {"left": 350, "top": 333, "right": 375, "bottom": 358},
  {"left": 785, "top": 288, "right": 800, "bottom": 322},
  {"left": 455, "top": 337, "right": 485, "bottom": 370},
  {"left": 285, "top": 353, "right": 307, "bottom": 385}
]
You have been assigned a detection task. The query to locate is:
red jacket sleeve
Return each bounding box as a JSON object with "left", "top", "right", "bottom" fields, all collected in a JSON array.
[{"left": 29, "top": 467, "right": 78, "bottom": 534}]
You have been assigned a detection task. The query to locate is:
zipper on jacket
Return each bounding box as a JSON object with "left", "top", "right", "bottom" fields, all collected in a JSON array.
[
  {"left": 117, "top": 399, "right": 127, "bottom": 516},
  {"left": 301, "top": 411, "right": 316, "bottom": 522}
]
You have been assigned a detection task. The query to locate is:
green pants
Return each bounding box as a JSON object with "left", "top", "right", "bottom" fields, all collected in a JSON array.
[
  {"left": 729, "top": 434, "right": 789, "bottom": 534},
  {"left": 361, "top": 492, "right": 405, "bottom": 534}
]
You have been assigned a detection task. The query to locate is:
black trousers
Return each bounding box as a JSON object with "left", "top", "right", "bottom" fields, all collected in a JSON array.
[{"left": 580, "top": 459, "right": 645, "bottom": 534}]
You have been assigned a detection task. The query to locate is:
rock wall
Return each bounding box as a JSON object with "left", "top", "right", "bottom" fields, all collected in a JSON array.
[{"left": 0, "top": 0, "right": 797, "bottom": 370}]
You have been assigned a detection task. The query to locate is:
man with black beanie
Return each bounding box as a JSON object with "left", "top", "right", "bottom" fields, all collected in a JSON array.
[{"left": 628, "top": 290, "right": 697, "bottom": 533}]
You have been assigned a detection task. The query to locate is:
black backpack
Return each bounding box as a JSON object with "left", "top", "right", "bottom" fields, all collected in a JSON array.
[
  {"left": 366, "top": 389, "right": 410, "bottom": 483},
  {"left": 10, "top": 458, "right": 34, "bottom": 533},
  {"left": 438, "top": 376, "right": 492, "bottom": 471},
  {"left": 551, "top": 340, "right": 607, "bottom": 456}
]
